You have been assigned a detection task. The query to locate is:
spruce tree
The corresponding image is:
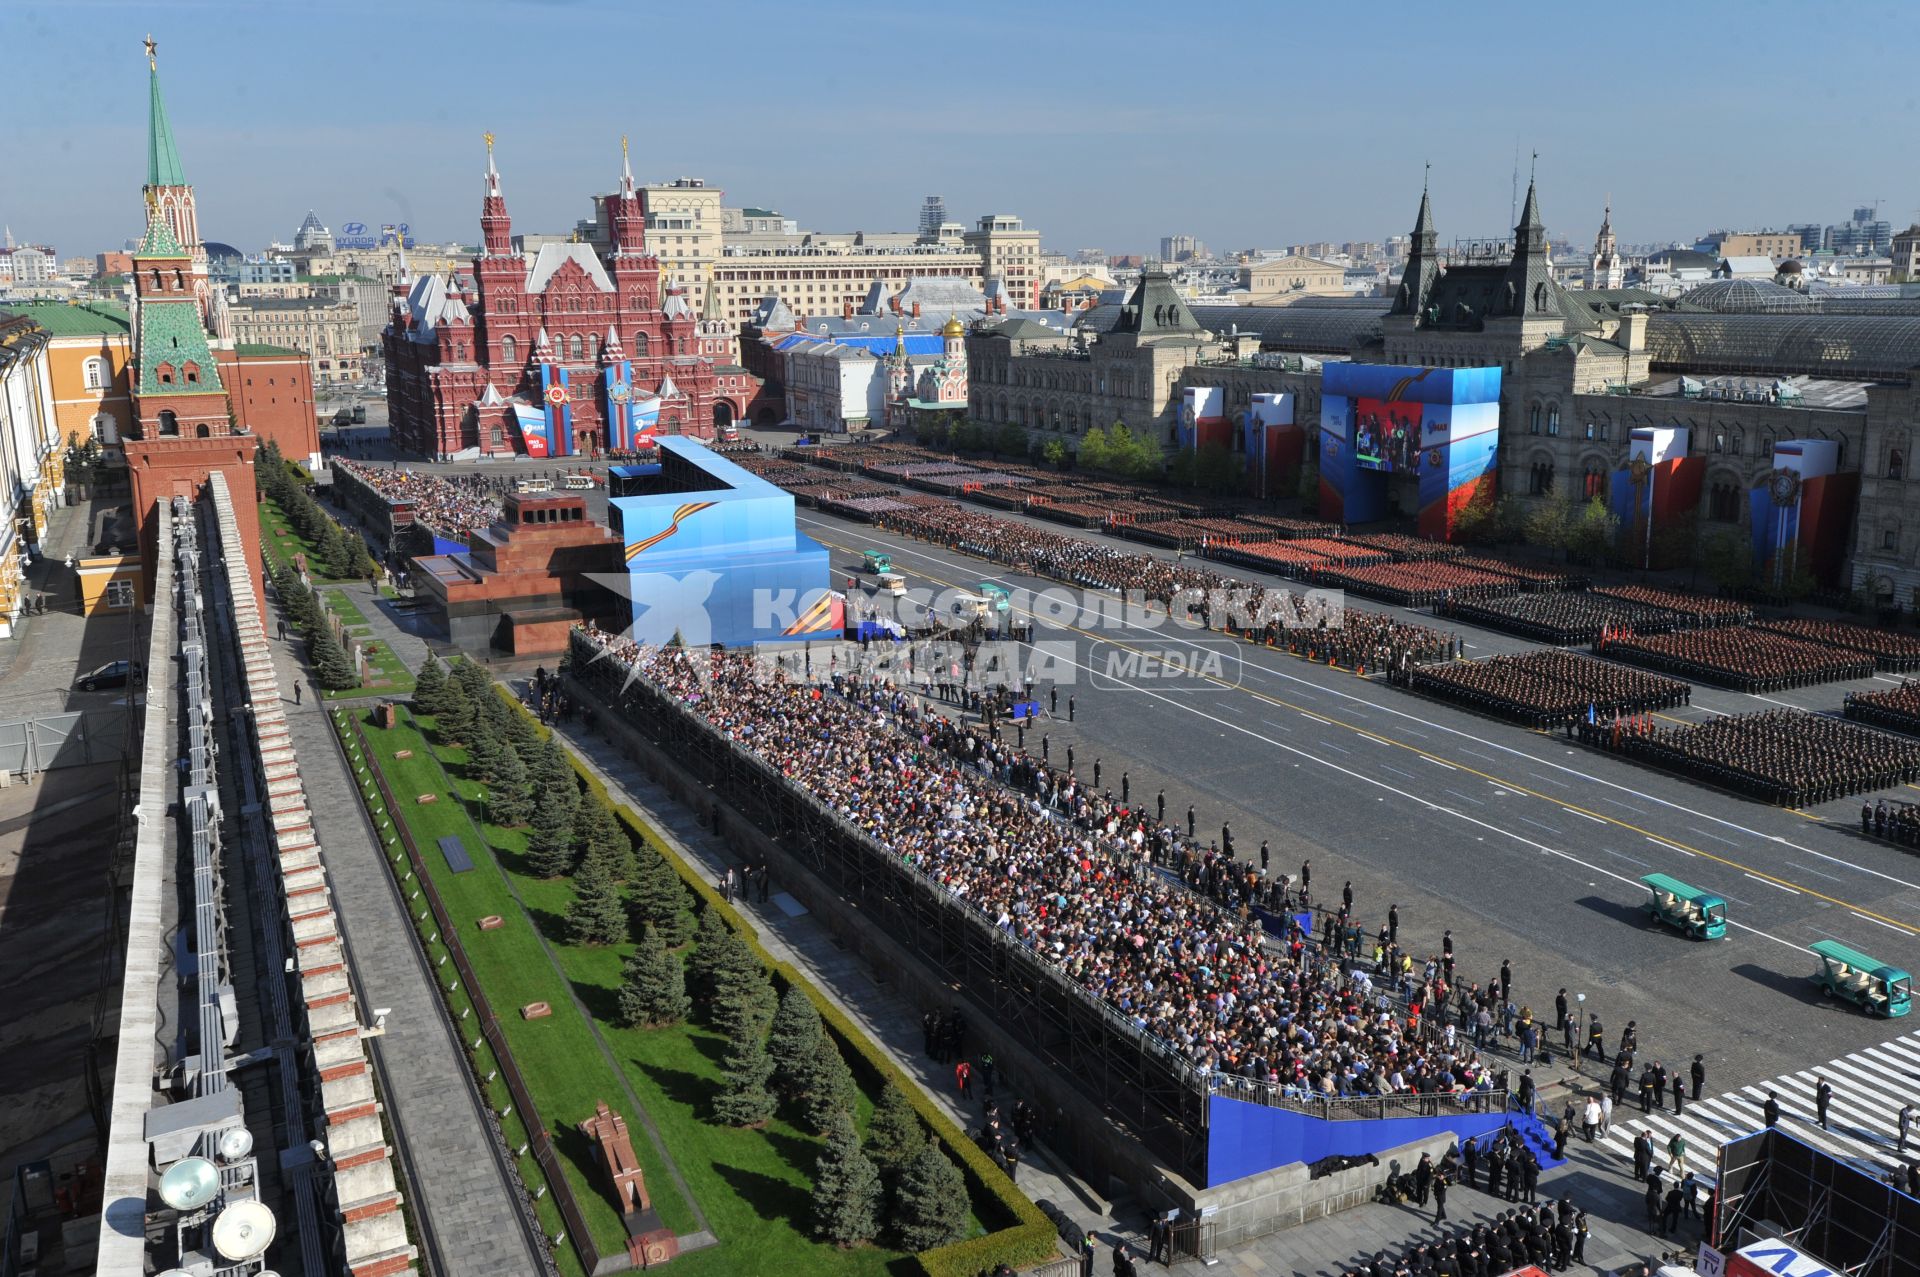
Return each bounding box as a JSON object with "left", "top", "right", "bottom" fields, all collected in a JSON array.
[
  {"left": 684, "top": 906, "right": 732, "bottom": 997},
  {"left": 526, "top": 795, "right": 579, "bottom": 878},
  {"left": 711, "top": 1033, "right": 777, "bottom": 1127},
  {"left": 617, "top": 923, "right": 690, "bottom": 1028},
  {"left": 629, "top": 848, "right": 694, "bottom": 948},
  {"left": 801, "top": 1040, "right": 859, "bottom": 1135},
  {"left": 574, "top": 795, "right": 630, "bottom": 879},
  {"left": 310, "top": 628, "right": 358, "bottom": 690},
  {"left": 467, "top": 719, "right": 505, "bottom": 784},
  {"left": 453, "top": 657, "right": 493, "bottom": 705},
  {"left": 565, "top": 858, "right": 629, "bottom": 946},
  {"left": 708, "top": 936, "right": 777, "bottom": 1043},
  {"left": 505, "top": 701, "right": 543, "bottom": 755},
  {"left": 810, "top": 1111, "right": 882, "bottom": 1247},
  {"left": 767, "top": 986, "right": 825, "bottom": 1097},
  {"left": 436, "top": 678, "right": 474, "bottom": 745},
  {"left": 474, "top": 682, "right": 511, "bottom": 739},
  {"left": 487, "top": 744, "right": 533, "bottom": 828},
  {"left": 888, "top": 1138, "right": 968, "bottom": 1252},
  {"left": 319, "top": 521, "right": 354, "bottom": 579},
  {"left": 350, "top": 535, "right": 380, "bottom": 580},
  {"left": 413, "top": 655, "right": 448, "bottom": 715},
  {"left": 863, "top": 1082, "right": 924, "bottom": 1181},
  {"left": 533, "top": 739, "right": 579, "bottom": 804}
]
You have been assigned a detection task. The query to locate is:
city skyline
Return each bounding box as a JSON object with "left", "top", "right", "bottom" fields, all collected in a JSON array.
[{"left": 5, "top": 0, "right": 1919, "bottom": 260}]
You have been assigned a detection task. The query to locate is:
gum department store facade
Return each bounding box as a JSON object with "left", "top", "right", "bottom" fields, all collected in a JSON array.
[{"left": 966, "top": 181, "right": 1920, "bottom": 604}]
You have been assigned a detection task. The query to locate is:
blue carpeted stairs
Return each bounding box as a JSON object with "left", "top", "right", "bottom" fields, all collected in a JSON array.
[{"left": 1466, "top": 1110, "right": 1568, "bottom": 1171}]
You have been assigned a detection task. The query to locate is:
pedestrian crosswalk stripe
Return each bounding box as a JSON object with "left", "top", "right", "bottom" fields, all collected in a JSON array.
[{"left": 1607, "top": 1028, "right": 1920, "bottom": 1181}]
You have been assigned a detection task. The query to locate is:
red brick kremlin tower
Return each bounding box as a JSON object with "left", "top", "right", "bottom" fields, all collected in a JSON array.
[
  {"left": 124, "top": 38, "right": 261, "bottom": 597},
  {"left": 384, "top": 136, "right": 747, "bottom": 461}
]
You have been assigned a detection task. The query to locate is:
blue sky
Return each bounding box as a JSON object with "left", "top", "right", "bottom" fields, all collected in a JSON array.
[{"left": 6, "top": 0, "right": 1917, "bottom": 259}]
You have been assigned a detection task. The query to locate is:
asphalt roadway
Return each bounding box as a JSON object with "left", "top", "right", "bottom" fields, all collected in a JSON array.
[
  {"left": 326, "top": 436, "right": 1920, "bottom": 1098},
  {"left": 786, "top": 505, "right": 1920, "bottom": 1097}
]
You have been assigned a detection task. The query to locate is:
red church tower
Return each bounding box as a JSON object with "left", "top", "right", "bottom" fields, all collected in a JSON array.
[
  {"left": 124, "top": 40, "right": 260, "bottom": 598},
  {"left": 384, "top": 135, "right": 747, "bottom": 460}
]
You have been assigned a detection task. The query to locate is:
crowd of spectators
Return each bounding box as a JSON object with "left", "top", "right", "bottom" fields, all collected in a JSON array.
[
  {"left": 1756, "top": 618, "right": 1920, "bottom": 673},
  {"left": 578, "top": 629, "right": 1509, "bottom": 1101},
  {"left": 1441, "top": 591, "right": 1686, "bottom": 646},
  {"left": 1579, "top": 708, "right": 1920, "bottom": 806},
  {"left": 1411, "top": 652, "right": 1690, "bottom": 729},
  {"left": 335, "top": 459, "right": 504, "bottom": 541},
  {"left": 1592, "top": 584, "right": 1751, "bottom": 629},
  {"left": 1598, "top": 626, "right": 1874, "bottom": 693}
]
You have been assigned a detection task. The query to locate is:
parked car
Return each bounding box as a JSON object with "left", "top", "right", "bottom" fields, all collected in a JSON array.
[{"left": 74, "top": 659, "right": 135, "bottom": 692}]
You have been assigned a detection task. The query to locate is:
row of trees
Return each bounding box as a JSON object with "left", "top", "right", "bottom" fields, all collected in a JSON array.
[
  {"left": 413, "top": 655, "right": 694, "bottom": 948},
  {"left": 411, "top": 654, "right": 969, "bottom": 1252},
  {"left": 273, "top": 562, "right": 359, "bottom": 690},
  {"left": 679, "top": 909, "right": 967, "bottom": 1249},
  {"left": 259, "top": 439, "right": 379, "bottom": 581}
]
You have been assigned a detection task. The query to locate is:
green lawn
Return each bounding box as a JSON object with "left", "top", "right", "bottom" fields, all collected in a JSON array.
[
  {"left": 261, "top": 495, "right": 353, "bottom": 582},
  {"left": 342, "top": 710, "right": 681, "bottom": 1271},
  {"left": 324, "top": 589, "right": 371, "bottom": 629},
  {"left": 351, "top": 704, "right": 948, "bottom": 1277}
]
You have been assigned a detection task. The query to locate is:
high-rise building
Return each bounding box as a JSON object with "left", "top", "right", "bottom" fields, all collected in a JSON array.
[
  {"left": 918, "top": 195, "right": 947, "bottom": 241},
  {"left": 1160, "top": 234, "right": 1203, "bottom": 263},
  {"left": 293, "top": 209, "right": 333, "bottom": 252},
  {"left": 1828, "top": 206, "right": 1892, "bottom": 256}
]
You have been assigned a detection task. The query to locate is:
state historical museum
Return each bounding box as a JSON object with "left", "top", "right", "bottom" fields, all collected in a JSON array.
[{"left": 383, "top": 141, "right": 748, "bottom": 461}]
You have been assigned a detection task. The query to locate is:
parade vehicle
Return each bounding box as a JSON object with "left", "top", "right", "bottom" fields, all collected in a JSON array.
[
  {"left": 515, "top": 477, "right": 553, "bottom": 493},
  {"left": 1641, "top": 873, "right": 1728, "bottom": 940},
  {"left": 876, "top": 572, "right": 907, "bottom": 597},
  {"left": 561, "top": 472, "right": 596, "bottom": 489},
  {"left": 862, "top": 550, "right": 893, "bottom": 576},
  {"left": 1808, "top": 939, "right": 1911, "bottom": 1017},
  {"left": 980, "top": 582, "right": 1012, "bottom": 613},
  {"left": 950, "top": 592, "right": 992, "bottom": 620}
]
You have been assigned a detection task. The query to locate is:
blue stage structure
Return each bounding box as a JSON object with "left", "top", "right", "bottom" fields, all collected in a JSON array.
[{"left": 606, "top": 438, "right": 842, "bottom": 647}]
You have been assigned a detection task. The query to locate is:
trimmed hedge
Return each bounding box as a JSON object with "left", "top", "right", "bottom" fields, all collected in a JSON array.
[{"left": 497, "top": 690, "right": 1058, "bottom": 1276}]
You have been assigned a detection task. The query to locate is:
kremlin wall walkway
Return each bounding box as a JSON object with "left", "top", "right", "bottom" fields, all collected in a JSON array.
[{"left": 260, "top": 583, "right": 544, "bottom": 1277}]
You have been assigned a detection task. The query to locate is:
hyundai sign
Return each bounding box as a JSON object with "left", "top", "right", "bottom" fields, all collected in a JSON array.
[{"left": 335, "top": 220, "right": 412, "bottom": 251}]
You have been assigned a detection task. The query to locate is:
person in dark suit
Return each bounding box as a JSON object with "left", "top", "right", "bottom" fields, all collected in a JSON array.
[
  {"left": 1816, "top": 1077, "right": 1833, "bottom": 1130},
  {"left": 1691, "top": 1054, "right": 1707, "bottom": 1101},
  {"left": 1763, "top": 1090, "right": 1781, "bottom": 1128}
]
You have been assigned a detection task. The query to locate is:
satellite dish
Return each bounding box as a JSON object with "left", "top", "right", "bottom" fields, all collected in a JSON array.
[
  {"left": 210, "top": 1200, "right": 277, "bottom": 1261},
  {"left": 216, "top": 1127, "right": 254, "bottom": 1161},
  {"left": 157, "top": 1157, "right": 220, "bottom": 1210}
]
